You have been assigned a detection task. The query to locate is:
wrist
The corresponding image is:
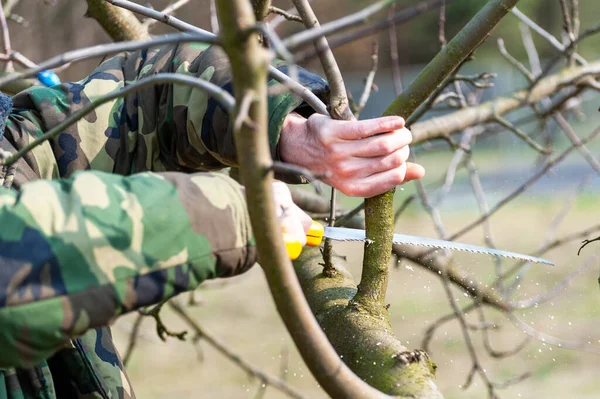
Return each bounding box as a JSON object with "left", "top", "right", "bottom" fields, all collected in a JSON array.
[{"left": 279, "top": 112, "right": 308, "bottom": 164}]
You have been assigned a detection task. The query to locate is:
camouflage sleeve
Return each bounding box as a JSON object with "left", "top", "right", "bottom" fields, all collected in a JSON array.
[
  {"left": 0, "top": 170, "right": 256, "bottom": 368},
  {"left": 3, "top": 43, "right": 329, "bottom": 187}
]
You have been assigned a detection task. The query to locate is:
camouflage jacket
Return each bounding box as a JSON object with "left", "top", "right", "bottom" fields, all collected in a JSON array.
[{"left": 0, "top": 43, "right": 328, "bottom": 399}]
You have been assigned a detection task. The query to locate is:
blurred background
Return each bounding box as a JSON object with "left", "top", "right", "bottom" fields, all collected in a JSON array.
[{"left": 5, "top": 0, "right": 600, "bottom": 397}]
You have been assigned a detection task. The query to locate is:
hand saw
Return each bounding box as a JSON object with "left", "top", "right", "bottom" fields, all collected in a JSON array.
[{"left": 284, "top": 221, "right": 554, "bottom": 265}]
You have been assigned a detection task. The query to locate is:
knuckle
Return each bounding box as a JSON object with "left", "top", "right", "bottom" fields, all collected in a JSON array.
[
  {"left": 378, "top": 139, "right": 394, "bottom": 154},
  {"left": 335, "top": 162, "right": 353, "bottom": 178},
  {"left": 390, "top": 152, "right": 404, "bottom": 167}
]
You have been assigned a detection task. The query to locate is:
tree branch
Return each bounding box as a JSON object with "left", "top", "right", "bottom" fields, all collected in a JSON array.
[
  {"left": 85, "top": 0, "right": 149, "bottom": 41},
  {"left": 216, "top": 2, "right": 390, "bottom": 397},
  {"left": 410, "top": 59, "right": 600, "bottom": 144}
]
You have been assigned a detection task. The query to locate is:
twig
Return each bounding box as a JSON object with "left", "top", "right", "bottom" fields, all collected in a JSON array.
[
  {"left": 516, "top": 252, "right": 598, "bottom": 309},
  {"left": 107, "top": 0, "right": 205, "bottom": 34},
  {"left": 558, "top": 0, "right": 574, "bottom": 41},
  {"left": 122, "top": 313, "right": 145, "bottom": 366},
  {"left": 0, "top": 33, "right": 218, "bottom": 89},
  {"left": 0, "top": 0, "right": 13, "bottom": 72},
  {"left": 285, "top": 0, "right": 397, "bottom": 52},
  {"left": 142, "top": 0, "right": 190, "bottom": 28},
  {"left": 520, "top": 23, "right": 542, "bottom": 77},
  {"left": 578, "top": 236, "right": 600, "bottom": 255},
  {"left": 446, "top": 126, "right": 600, "bottom": 242},
  {"left": 270, "top": 3, "right": 307, "bottom": 29},
  {"left": 553, "top": 112, "right": 600, "bottom": 176},
  {"left": 169, "top": 301, "right": 308, "bottom": 399},
  {"left": 139, "top": 300, "right": 187, "bottom": 341},
  {"left": 438, "top": 0, "right": 446, "bottom": 48},
  {"left": 440, "top": 269, "right": 498, "bottom": 398},
  {"left": 508, "top": 312, "right": 600, "bottom": 355},
  {"left": 387, "top": 4, "right": 402, "bottom": 95},
  {"left": 210, "top": 0, "right": 219, "bottom": 33},
  {"left": 510, "top": 7, "right": 586, "bottom": 65},
  {"left": 478, "top": 307, "right": 530, "bottom": 359},
  {"left": 531, "top": 23, "right": 600, "bottom": 89},
  {"left": 355, "top": 40, "right": 379, "bottom": 118},
  {"left": 494, "top": 115, "right": 550, "bottom": 154},
  {"left": 295, "top": 0, "right": 448, "bottom": 64},
  {"left": 1, "top": 73, "right": 234, "bottom": 166},
  {"left": 422, "top": 304, "right": 477, "bottom": 352},
  {"left": 497, "top": 38, "right": 534, "bottom": 82},
  {"left": 268, "top": 6, "right": 302, "bottom": 23}
]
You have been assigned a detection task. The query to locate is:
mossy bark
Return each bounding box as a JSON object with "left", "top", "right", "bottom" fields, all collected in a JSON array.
[{"left": 295, "top": 248, "right": 442, "bottom": 398}]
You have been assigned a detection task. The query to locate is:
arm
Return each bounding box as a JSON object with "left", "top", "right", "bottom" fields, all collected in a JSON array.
[
  {"left": 0, "top": 170, "right": 256, "bottom": 368},
  {"left": 2, "top": 43, "right": 329, "bottom": 187}
]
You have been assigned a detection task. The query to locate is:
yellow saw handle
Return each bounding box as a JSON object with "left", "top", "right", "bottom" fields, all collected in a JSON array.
[{"left": 285, "top": 221, "right": 325, "bottom": 260}]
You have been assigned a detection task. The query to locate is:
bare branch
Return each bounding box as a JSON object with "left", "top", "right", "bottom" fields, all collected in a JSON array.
[
  {"left": 446, "top": 126, "right": 600, "bottom": 242},
  {"left": 169, "top": 301, "right": 308, "bottom": 399},
  {"left": 268, "top": 6, "right": 302, "bottom": 23},
  {"left": 387, "top": 4, "right": 402, "bottom": 95},
  {"left": 355, "top": 40, "right": 379, "bottom": 118},
  {"left": 510, "top": 7, "right": 586, "bottom": 65},
  {"left": 143, "top": 0, "right": 190, "bottom": 28},
  {"left": 295, "top": 0, "right": 448, "bottom": 64},
  {"left": 494, "top": 115, "right": 550, "bottom": 154},
  {"left": 285, "top": 0, "right": 397, "bottom": 52},
  {"left": 85, "top": 0, "right": 149, "bottom": 41},
  {"left": 0, "top": 0, "right": 13, "bottom": 72},
  {"left": 0, "top": 33, "right": 217, "bottom": 89},
  {"left": 411, "top": 60, "right": 600, "bottom": 144},
  {"left": 497, "top": 38, "right": 534, "bottom": 81}
]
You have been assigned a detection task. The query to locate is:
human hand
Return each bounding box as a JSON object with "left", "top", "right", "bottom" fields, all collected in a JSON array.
[
  {"left": 272, "top": 181, "right": 313, "bottom": 247},
  {"left": 279, "top": 113, "right": 425, "bottom": 197}
]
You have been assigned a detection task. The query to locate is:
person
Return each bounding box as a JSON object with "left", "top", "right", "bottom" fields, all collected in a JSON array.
[{"left": 0, "top": 43, "right": 424, "bottom": 399}]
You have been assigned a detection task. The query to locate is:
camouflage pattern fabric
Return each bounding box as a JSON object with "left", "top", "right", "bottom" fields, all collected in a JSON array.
[{"left": 0, "top": 42, "right": 328, "bottom": 399}]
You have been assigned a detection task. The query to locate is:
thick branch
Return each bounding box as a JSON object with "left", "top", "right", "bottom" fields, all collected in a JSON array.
[
  {"left": 216, "top": 2, "right": 388, "bottom": 397},
  {"left": 358, "top": 0, "right": 523, "bottom": 317},
  {"left": 86, "top": 0, "right": 149, "bottom": 41}
]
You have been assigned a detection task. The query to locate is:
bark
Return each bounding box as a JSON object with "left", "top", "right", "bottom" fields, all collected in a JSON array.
[
  {"left": 295, "top": 248, "right": 442, "bottom": 398},
  {"left": 86, "top": 0, "right": 149, "bottom": 41}
]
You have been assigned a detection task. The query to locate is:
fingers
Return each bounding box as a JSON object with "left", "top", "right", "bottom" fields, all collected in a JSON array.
[
  {"left": 334, "top": 162, "right": 426, "bottom": 197},
  {"left": 404, "top": 162, "right": 426, "bottom": 182},
  {"left": 273, "top": 182, "right": 311, "bottom": 246},
  {"left": 335, "top": 165, "right": 408, "bottom": 197},
  {"left": 292, "top": 203, "right": 313, "bottom": 234},
  {"left": 334, "top": 146, "right": 410, "bottom": 179},
  {"left": 329, "top": 116, "right": 405, "bottom": 141},
  {"left": 343, "top": 127, "right": 412, "bottom": 158}
]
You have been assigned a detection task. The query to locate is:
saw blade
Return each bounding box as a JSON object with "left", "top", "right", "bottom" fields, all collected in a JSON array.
[{"left": 323, "top": 227, "right": 554, "bottom": 266}]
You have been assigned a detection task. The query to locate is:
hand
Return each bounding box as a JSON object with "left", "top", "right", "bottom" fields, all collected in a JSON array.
[
  {"left": 279, "top": 113, "right": 425, "bottom": 197},
  {"left": 272, "top": 181, "right": 312, "bottom": 246}
]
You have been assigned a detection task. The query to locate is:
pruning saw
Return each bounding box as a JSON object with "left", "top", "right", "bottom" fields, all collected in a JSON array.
[{"left": 285, "top": 221, "right": 554, "bottom": 265}]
